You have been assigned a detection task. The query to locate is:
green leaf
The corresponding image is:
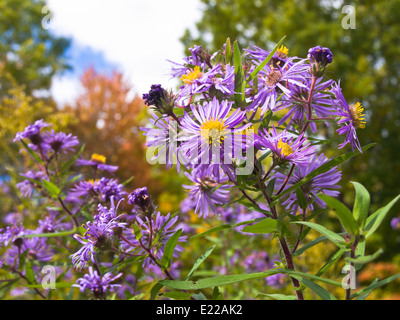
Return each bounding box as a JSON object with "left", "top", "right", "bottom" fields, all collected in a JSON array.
[
  {"left": 225, "top": 37, "right": 232, "bottom": 65},
  {"left": 185, "top": 245, "right": 216, "bottom": 280},
  {"left": 257, "top": 293, "right": 297, "bottom": 300},
  {"left": 190, "top": 224, "right": 231, "bottom": 240},
  {"left": 346, "top": 248, "right": 384, "bottom": 265},
  {"left": 159, "top": 269, "right": 282, "bottom": 290},
  {"left": 59, "top": 143, "right": 85, "bottom": 174},
  {"left": 161, "top": 291, "right": 193, "bottom": 300},
  {"left": 301, "top": 278, "right": 338, "bottom": 300},
  {"left": 270, "top": 143, "right": 376, "bottom": 206},
  {"left": 150, "top": 282, "right": 164, "bottom": 300},
  {"left": 351, "top": 181, "right": 370, "bottom": 229},
  {"left": 25, "top": 261, "right": 36, "bottom": 285},
  {"left": 212, "top": 286, "right": 223, "bottom": 300},
  {"left": 354, "top": 239, "right": 366, "bottom": 270},
  {"left": 364, "top": 194, "right": 400, "bottom": 238},
  {"left": 296, "top": 188, "right": 307, "bottom": 210},
  {"left": 265, "top": 177, "right": 276, "bottom": 197},
  {"left": 233, "top": 40, "right": 245, "bottom": 108},
  {"left": 20, "top": 140, "right": 44, "bottom": 165},
  {"left": 42, "top": 179, "right": 61, "bottom": 198},
  {"left": 161, "top": 229, "right": 182, "bottom": 270},
  {"left": 318, "top": 194, "right": 359, "bottom": 236},
  {"left": 241, "top": 218, "right": 278, "bottom": 234},
  {"left": 315, "top": 248, "right": 346, "bottom": 277},
  {"left": 350, "top": 273, "right": 400, "bottom": 300},
  {"left": 293, "top": 235, "right": 328, "bottom": 256},
  {"left": 21, "top": 228, "right": 77, "bottom": 238},
  {"left": 354, "top": 278, "right": 379, "bottom": 300},
  {"left": 247, "top": 35, "right": 286, "bottom": 83},
  {"left": 292, "top": 221, "right": 346, "bottom": 248},
  {"left": 159, "top": 268, "right": 343, "bottom": 291}
]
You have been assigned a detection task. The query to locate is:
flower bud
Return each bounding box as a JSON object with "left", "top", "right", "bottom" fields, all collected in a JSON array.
[
  {"left": 128, "top": 187, "right": 154, "bottom": 217},
  {"left": 307, "top": 46, "right": 333, "bottom": 77}
]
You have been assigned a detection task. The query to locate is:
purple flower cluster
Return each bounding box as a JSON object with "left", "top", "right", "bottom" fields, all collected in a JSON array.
[
  {"left": 73, "top": 266, "right": 122, "bottom": 299},
  {"left": 140, "top": 40, "right": 364, "bottom": 221}
]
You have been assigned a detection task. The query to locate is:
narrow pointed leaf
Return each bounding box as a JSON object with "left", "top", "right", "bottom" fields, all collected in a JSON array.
[
  {"left": 346, "top": 248, "right": 384, "bottom": 265},
  {"left": 351, "top": 181, "right": 370, "bottom": 229},
  {"left": 247, "top": 35, "right": 286, "bottom": 83},
  {"left": 233, "top": 40, "right": 245, "bottom": 107},
  {"left": 318, "top": 194, "right": 359, "bottom": 235},
  {"left": 301, "top": 278, "right": 338, "bottom": 300},
  {"left": 364, "top": 194, "right": 400, "bottom": 238},
  {"left": 241, "top": 218, "right": 278, "bottom": 234},
  {"left": 350, "top": 273, "right": 400, "bottom": 299},
  {"left": 292, "top": 221, "right": 346, "bottom": 248},
  {"left": 161, "top": 228, "right": 182, "bottom": 270},
  {"left": 185, "top": 245, "right": 216, "bottom": 280}
]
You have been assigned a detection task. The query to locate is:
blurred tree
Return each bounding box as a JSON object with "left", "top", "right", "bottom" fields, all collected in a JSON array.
[
  {"left": 64, "top": 67, "right": 159, "bottom": 193},
  {"left": 0, "top": 0, "right": 70, "bottom": 96},
  {"left": 181, "top": 0, "right": 400, "bottom": 258}
]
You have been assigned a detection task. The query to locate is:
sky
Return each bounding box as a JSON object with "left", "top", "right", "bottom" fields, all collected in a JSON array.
[{"left": 47, "top": 0, "right": 203, "bottom": 105}]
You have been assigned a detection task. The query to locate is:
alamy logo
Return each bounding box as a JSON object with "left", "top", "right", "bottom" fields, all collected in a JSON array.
[
  {"left": 41, "top": 265, "right": 56, "bottom": 290},
  {"left": 341, "top": 5, "right": 356, "bottom": 30}
]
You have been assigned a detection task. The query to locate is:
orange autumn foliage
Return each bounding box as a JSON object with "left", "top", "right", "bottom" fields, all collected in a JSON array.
[{"left": 64, "top": 67, "right": 157, "bottom": 193}]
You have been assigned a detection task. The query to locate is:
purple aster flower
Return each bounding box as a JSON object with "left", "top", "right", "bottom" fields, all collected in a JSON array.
[
  {"left": 16, "top": 170, "right": 46, "bottom": 198},
  {"left": 73, "top": 266, "right": 122, "bottom": 300},
  {"left": 178, "top": 97, "right": 252, "bottom": 180},
  {"left": 3, "top": 229, "right": 54, "bottom": 267},
  {"left": 13, "top": 119, "right": 51, "bottom": 150},
  {"left": 255, "top": 126, "right": 316, "bottom": 166},
  {"left": 71, "top": 199, "right": 126, "bottom": 270},
  {"left": 167, "top": 45, "right": 206, "bottom": 79},
  {"left": 121, "top": 211, "right": 186, "bottom": 267},
  {"left": 182, "top": 167, "right": 231, "bottom": 218},
  {"left": 275, "top": 78, "right": 335, "bottom": 133},
  {"left": 330, "top": 81, "right": 365, "bottom": 153},
  {"left": 44, "top": 129, "right": 79, "bottom": 154},
  {"left": 66, "top": 180, "right": 97, "bottom": 203},
  {"left": 247, "top": 57, "right": 309, "bottom": 115},
  {"left": 178, "top": 64, "right": 235, "bottom": 103},
  {"left": 0, "top": 223, "right": 25, "bottom": 247},
  {"left": 274, "top": 153, "right": 342, "bottom": 214},
  {"left": 76, "top": 153, "right": 118, "bottom": 172},
  {"left": 141, "top": 114, "right": 181, "bottom": 170}
]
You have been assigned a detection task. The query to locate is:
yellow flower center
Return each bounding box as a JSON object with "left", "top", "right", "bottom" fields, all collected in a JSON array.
[
  {"left": 91, "top": 153, "right": 106, "bottom": 164},
  {"left": 200, "top": 118, "right": 227, "bottom": 145},
  {"left": 180, "top": 66, "right": 203, "bottom": 85},
  {"left": 349, "top": 102, "right": 366, "bottom": 129},
  {"left": 276, "top": 45, "right": 289, "bottom": 58},
  {"left": 277, "top": 139, "right": 294, "bottom": 157}
]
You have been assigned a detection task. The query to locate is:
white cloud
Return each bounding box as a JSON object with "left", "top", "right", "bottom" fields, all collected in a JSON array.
[{"left": 47, "top": 0, "right": 202, "bottom": 104}]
